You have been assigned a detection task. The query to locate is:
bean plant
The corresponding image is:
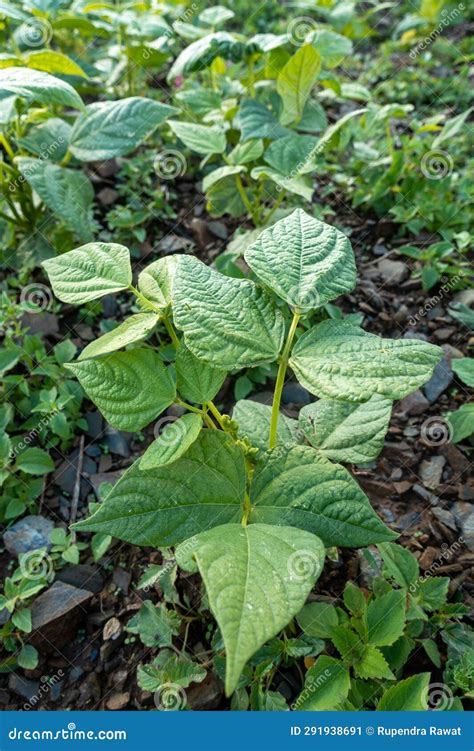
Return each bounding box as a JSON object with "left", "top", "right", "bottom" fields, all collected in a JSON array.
[{"left": 43, "top": 208, "right": 443, "bottom": 697}]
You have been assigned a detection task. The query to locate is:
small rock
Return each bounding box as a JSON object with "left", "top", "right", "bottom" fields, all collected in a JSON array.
[
  {"left": 393, "top": 304, "right": 409, "bottom": 323},
  {"left": 396, "top": 511, "right": 423, "bottom": 531},
  {"left": 93, "top": 159, "right": 119, "bottom": 177},
  {"left": 97, "top": 188, "right": 118, "bottom": 206},
  {"left": 20, "top": 312, "right": 59, "bottom": 337},
  {"left": 56, "top": 564, "right": 104, "bottom": 594},
  {"left": 452, "top": 502, "right": 474, "bottom": 551},
  {"left": 8, "top": 674, "right": 40, "bottom": 703},
  {"left": 207, "top": 220, "right": 228, "bottom": 240},
  {"left": 434, "top": 327, "right": 455, "bottom": 342},
  {"left": 106, "top": 691, "right": 130, "bottom": 710},
  {"left": 53, "top": 450, "right": 95, "bottom": 498},
  {"left": 78, "top": 671, "right": 101, "bottom": 707},
  {"left": 442, "top": 444, "right": 469, "bottom": 474},
  {"left": 186, "top": 672, "right": 223, "bottom": 710},
  {"left": 419, "top": 456, "right": 446, "bottom": 489},
  {"left": 190, "top": 217, "right": 211, "bottom": 248},
  {"left": 101, "top": 295, "right": 118, "bottom": 318},
  {"left": 403, "top": 331, "right": 428, "bottom": 341},
  {"left": 431, "top": 507, "right": 457, "bottom": 531},
  {"left": 419, "top": 546, "right": 439, "bottom": 570},
  {"left": 85, "top": 411, "right": 103, "bottom": 439},
  {"left": 157, "top": 234, "right": 190, "bottom": 254},
  {"left": 112, "top": 568, "right": 131, "bottom": 594},
  {"left": 423, "top": 357, "right": 453, "bottom": 402},
  {"left": 377, "top": 258, "right": 409, "bottom": 285},
  {"left": 282, "top": 382, "right": 312, "bottom": 406},
  {"left": 103, "top": 427, "right": 131, "bottom": 458},
  {"left": 30, "top": 582, "right": 93, "bottom": 651},
  {"left": 75, "top": 323, "right": 95, "bottom": 341},
  {"left": 3, "top": 516, "right": 54, "bottom": 557},
  {"left": 397, "top": 389, "right": 429, "bottom": 416},
  {"left": 413, "top": 483, "right": 438, "bottom": 505},
  {"left": 103, "top": 617, "right": 122, "bottom": 641},
  {"left": 68, "top": 666, "right": 84, "bottom": 685}
]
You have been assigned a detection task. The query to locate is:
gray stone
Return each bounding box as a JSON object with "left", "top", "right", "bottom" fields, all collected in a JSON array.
[
  {"left": 56, "top": 564, "right": 104, "bottom": 594},
  {"left": 30, "top": 581, "right": 92, "bottom": 651},
  {"left": 103, "top": 426, "right": 131, "bottom": 458},
  {"left": 423, "top": 356, "right": 453, "bottom": 402},
  {"left": 452, "top": 502, "right": 474, "bottom": 551},
  {"left": 398, "top": 389, "right": 429, "bottom": 416},
  {"left": 282, "top": 382, "right": 312, "bottom": 406},
  {"left": 3, "top": 515, "right": 54, "bottom": 557},
  {"left": 8, "top": 674, "right": 40, "bottom": 703},
  {"left": 419, "top": 455, "right": 446, "bottom": 489},
  {"left": 377, "top": 258, "right": 409, "bottom": 285},
  {"left": 431, "top": 507, "right": 457, "bottom": 531}
]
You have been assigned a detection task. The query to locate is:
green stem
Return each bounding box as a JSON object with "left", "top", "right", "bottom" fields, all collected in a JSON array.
[
  {"left": 163, "top": 314, "right": 180, "bottom": 348},
  {"left": 241, "top": 491, "right": 251, "bottom": 526},
  {"left": 235, "top": 173, "right": 259, "bottom": 226},
  {"left": 269, "top": 310, "right": 301, "bottom": 449},
  {"left": 175, "top": 400, "right": 217, "bottom": 430},
  {"left": 206, "top": 401, "right": 226, "bottom": 430},
  {"left": 263, "top": 188, "right": 287, "bottom": 226}
]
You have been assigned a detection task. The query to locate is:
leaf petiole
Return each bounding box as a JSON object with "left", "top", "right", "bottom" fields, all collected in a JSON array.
[{"left": 269, "top": 309, "right": 301, "bottom": 449}]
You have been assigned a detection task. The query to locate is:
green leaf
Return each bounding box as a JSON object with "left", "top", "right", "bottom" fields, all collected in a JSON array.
[
  {"left": 17, "top": 644, "right": 38, "bottom": 670},
  {"left": 73, "top": 431, "right": 245, "bottom": 547},
  {"left": 233, "top": 399, "right": 300, "bottom": 452},
  {"left": 169, "top": 120, "right": 226, "bottom": 155},
  {"left": 377, "top": 673, "right": 431, "bottom": 710},
  {"left": 0, "top": 67, "right": 84, "bottom": 110},
  {"left": 299, "top": 394, "right": 392, "bottom": 463},
  {"left": 70, "top": 97, "right": 177, "bottom": 161},
  {"left": 24, "top": 50, "right": 88, "bottom": 78},
  {"left": 138, "top": 256, "right": 179, "bottom": 310},
  {"left": 343, "top": 582, "right": 366, "bottom": 616},
  {"left": 277, "top": 45, "right": 321, "bottom": 125},
  {"left": 296, "top": 601, "right": 338, "bottom": 638},
  {"left": 236, "top": 99, "right": 289, "bottom": 142},
  {"left": 140, "top": 413, "right": 203, "bottom": 469},
  {"left": 173, "top": 256, "right": 285, "bottom": 369},
  {"left": 446, "top": 403, "right": 474, "bottom": 443},
  {"left": 202, "top": 165, "right": 247, "bottom": 193},
  {"left": 16, "top": 159, "right": 94, "bottom": 242},
  {"left": 250, "top": 165, "right": 313, "bottom": 201},
  {"left": 367, "top": 590, "right": 406, "bottom": 647},
  {"left": 422, "top": 638, "right": 441, "bottom": 668},
  {"left": 355, "top": 646, "right": 394, "bottom": 680},
  {"left": 138, "top": 650, "right": 206, "bottom": 693},
  {"left": 310, "top": 29, "right": 353, "bottom": 68},
  {"left": 91, "top": 532, "right": 112, "bottom": 562},
  {"left": 294, "top": 656, "right": 350, "bottom": 710},
  {"left": 191, "top": 522, "right": 325, "bottom": 695},
  {"left": 264, "top": 134, "right": 316, "bottom": 176},
  {"left": 228, "top": 139, "right": 264, "bottom": 165},
  {"left": 377, "top": 542, "right": 419, "bottom": 588},
  {"left": 432, "top": 107, "right": 472, "bottom": 148},
  {"left": 452, "top": 357, "right": 474, "bottom": 387},
  {"left": 250, "top": 445, "right": 396, "bottom": 547},
  {"left": 133, "top": 601, "right": 179, "bottom": 648},
  {"left": 290, "top": 320, "right": 443, "bottom": 402},
  {"left": 66, "top": 349, "right": 175, "bottom": 431},
  {"left": 12, "top": 607, "right": 32, "bottom": 633},
  {"left": 15, "top": 448, "right": 54, "bottom": 475},
  {"left": 199, "top": 5, "right": 234, "bottom": 25},
  {"left": 43, "top": 242, "right": 131, "bottom": 304},
  {"left": 175, "top": 345, "right": 226, "bottom": 404},
  {"left": 78, "top": 314, "right": 159, "bottom": 360},
  {"left": 167, "top": 31, "right": 235, "bottom": 80},
  {"left": 418, "top": 577, "right": 449, "bottom": 611},
  {"left": 245, "top": 209, "right": 356, "bottom": 311}
]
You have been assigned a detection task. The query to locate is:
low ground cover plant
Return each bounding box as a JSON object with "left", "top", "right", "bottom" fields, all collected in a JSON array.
[{"left": 43, "top": 208, "right": 445, "bottom": 699}]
